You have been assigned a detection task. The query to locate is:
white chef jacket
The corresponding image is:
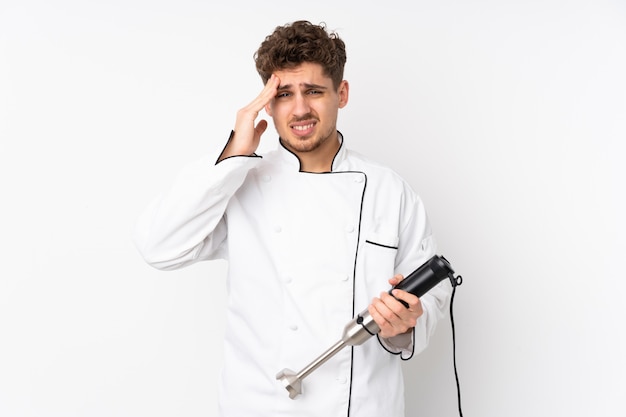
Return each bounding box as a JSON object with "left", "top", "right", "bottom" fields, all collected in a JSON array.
[{"left": 133, "top": 133, "right": 452, "bottom": 417}]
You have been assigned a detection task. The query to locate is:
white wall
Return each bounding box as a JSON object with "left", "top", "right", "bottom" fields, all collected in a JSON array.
[{"left": 1, "top": 1, "right": 624, "bottom": 416}]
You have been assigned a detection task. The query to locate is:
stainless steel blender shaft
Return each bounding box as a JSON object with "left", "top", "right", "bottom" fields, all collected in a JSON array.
[{"left": 275, "top": 307, "right": 379, "bottom": 399}]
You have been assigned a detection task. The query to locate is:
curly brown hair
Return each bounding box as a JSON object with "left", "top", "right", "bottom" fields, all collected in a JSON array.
[{"left": 254, "top": 20, "right": 347, "bottom": 90}]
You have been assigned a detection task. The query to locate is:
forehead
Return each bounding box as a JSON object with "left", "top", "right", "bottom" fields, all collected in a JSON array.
[{"left": 274, "top": 62, "right": 333, "bottom": 88}]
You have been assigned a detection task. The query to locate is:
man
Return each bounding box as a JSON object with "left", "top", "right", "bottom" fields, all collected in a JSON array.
[{"left": 133, "top": 20, "right": 452, "bottom": 417}]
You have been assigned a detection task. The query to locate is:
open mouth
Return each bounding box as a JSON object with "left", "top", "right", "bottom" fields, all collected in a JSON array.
[{"left": 291, "top": 122, "right": 316, "bottom": 136}]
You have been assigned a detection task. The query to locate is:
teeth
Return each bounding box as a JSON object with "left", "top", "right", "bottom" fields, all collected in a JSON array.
[{"left": 293, "top": 123, "right": 314, "bottom": 131}]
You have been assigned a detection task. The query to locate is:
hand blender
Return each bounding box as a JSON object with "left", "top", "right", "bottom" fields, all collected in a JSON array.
[{"left": 276, "top": 254, "right": 461, "bottom": 399}]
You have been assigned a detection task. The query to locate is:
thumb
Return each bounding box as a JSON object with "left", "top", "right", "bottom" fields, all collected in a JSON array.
[{"left": 255, "top": 119, "right": 269, "bottom": 136}]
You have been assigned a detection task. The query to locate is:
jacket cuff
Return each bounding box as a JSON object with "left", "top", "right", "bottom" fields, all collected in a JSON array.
[
  {"left": 215, "top": 130, "right": 262, "bottom": 164},
  {"left": 377, "top": 329, "right": 415, "bottom": 360}
]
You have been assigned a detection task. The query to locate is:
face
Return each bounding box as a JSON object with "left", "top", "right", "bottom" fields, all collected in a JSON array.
[{"left": 265, "top": 62, "right": 349, "bottom": 157}]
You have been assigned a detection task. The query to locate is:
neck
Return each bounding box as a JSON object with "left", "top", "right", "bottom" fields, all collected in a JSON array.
[{"left": 300, "top": 139, "right": 340, "bottom": 172}]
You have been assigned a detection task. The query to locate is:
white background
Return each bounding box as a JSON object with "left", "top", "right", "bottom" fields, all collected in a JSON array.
[{"left": 1, "top": 1, "right": 625, "bottom": 416}]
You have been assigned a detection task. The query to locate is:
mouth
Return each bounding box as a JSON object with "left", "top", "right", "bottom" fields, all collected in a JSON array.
[{"left": 290, "top": 121, "right": 316, "bottom": 137}]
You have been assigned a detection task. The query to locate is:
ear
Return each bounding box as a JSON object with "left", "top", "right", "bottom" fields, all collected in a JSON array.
[
  {"left": 265, "top": 102, "right": 273, "bottom": 117},
  {"left": 338, "top": 80, "right": 349, "bottom": 109}
]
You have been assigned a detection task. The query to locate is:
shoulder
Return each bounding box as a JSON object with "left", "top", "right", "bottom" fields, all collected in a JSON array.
[
  {"left": 343, "top": 148, "right": 428, "bottom": 217},
  {"left": 344, "top": 148, "right": 413, "bottom": 189}
]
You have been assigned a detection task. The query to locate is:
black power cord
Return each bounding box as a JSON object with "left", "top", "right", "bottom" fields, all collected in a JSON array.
[{"left": 449, "top": 274, "right": 464, "bottom": 416}]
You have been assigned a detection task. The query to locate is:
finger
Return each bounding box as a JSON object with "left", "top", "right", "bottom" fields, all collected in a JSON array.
[
  {"left": 375, "top": 292, "right": 405, "bottom": 323},
  {"left": 266, "top": 73, "right": 280, "bottom": 90},
  {"left": 389, "top": 289, "right": 419, "bottom": 313},
  {"left": 384, "top": 291, "right": 421, "bottom": 329},
  {"left": 240, "top": 74, "right": 280, "bottom": 117},
  {"left": 389, "top": 292, "right": 423, "bottom": 327},
  {"left": 387, "top": 273, "right": 404, "bottom": 287},
  {"left": 369, "top": 296, "right": 411, "bottom": 338},
  {"left": 368, "top": 300, "right": 393, "bottom": 331},
  {"left": 255, "top": 74, "right": 280, "bottom": 108}
]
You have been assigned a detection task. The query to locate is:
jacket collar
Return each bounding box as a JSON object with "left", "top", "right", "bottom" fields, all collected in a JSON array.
[{"left": 277, "top": 131, "right": 347, "bottom": 172}]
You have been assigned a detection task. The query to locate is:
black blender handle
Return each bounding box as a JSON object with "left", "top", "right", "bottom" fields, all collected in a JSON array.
[{"left": 390, "top": 255, "right": 456, "bottom": 306}]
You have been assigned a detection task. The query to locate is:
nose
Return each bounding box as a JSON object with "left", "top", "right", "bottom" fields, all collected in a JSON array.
[{"left": 292, "top": 93, "right": 311, "bottom": 117}]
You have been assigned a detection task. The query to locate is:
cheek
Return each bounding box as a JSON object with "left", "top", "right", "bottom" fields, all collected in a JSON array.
[
  {"left": 269, "top": 102, "right": 292, "bottom": 120},
  {"left": 320, "top": 103, "right": 339, "bottom": 120}
]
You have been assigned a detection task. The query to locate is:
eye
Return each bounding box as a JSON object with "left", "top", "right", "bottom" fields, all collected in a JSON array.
[
  {"left": 275, "top": 91, "right": 291, "bottom": 99},
  {"left": 307, "top": 89, "right": 323, "bottom": 95}
]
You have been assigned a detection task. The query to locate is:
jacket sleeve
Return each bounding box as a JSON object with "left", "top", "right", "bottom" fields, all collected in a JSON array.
[
  {"left": 132, "top": 149, "right": 262, "bottom": 271},
  {"left": 378, "top": 184, "right": 453, "bottom": 359}
]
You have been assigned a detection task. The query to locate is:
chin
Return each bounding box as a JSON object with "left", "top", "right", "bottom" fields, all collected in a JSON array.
[{"left": 283, "top": 137, "right": 317, "bottom": 153}]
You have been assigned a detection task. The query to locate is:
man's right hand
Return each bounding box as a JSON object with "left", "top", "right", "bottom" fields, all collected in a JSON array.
[{"left": 218, "top": 74, "right": 280, "bottom": 161}]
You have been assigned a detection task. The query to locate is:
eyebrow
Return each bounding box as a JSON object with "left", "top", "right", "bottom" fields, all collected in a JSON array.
[{"left": 277, "top": 82, "right": 328, "bottom": 91}]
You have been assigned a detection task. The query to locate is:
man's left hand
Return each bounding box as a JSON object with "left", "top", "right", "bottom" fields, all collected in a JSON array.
[{"left": 368, "top": 274, "right": 423, "bottom": 339}]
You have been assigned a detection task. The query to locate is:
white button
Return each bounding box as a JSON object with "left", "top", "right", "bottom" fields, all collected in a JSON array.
[
  {"left": 274, "top": 225, "right": 282, "bottom": 233},
  {"left": 337, "top": 376, "right": 347, "bottom": 384},
  {"left": 354, "top": 176, "right": 364, "bottom": 183},
  {"left": 284, "top": 275, "right": 293, "bottom": 284},
  {"left": 289, "top": 324, "right": 298, "bottom": 331},
  {"left": 341, "top": 274, "right": 350, "bottom": 282},
  {"left": 262, "top": 175, "right": 272, "bottom": 182},
  {"left": 346, "top": 225, "right": 355, "bottom": 233}
]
